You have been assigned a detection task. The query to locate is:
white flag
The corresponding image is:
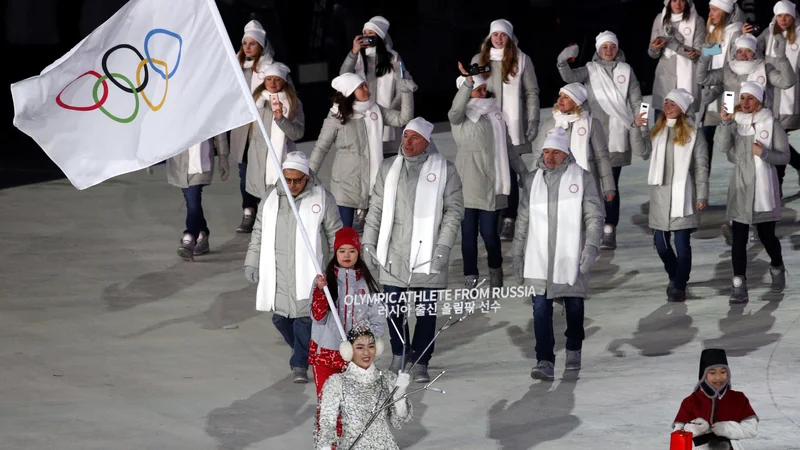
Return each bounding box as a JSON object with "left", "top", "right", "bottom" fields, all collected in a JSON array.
[{"left": 10, "top": 0, "right": 258, "bottom": 190}]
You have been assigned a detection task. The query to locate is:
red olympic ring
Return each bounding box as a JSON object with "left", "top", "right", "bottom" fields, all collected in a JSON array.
[{"left": 56, "top": 70, "right": 109, "bottom": 111}]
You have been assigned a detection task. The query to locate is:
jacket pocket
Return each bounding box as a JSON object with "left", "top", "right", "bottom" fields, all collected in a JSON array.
[{"left": 331, "top": 146, "right": 362, "bottom": 183}]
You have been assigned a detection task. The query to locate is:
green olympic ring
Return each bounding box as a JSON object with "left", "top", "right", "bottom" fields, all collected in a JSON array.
[{"left": 92, "top": 72, "right": 140, "bottom": 123}]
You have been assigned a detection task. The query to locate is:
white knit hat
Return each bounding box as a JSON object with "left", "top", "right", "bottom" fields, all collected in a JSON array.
[
  {"left": 595, "top": 31, "right": 619, "bottom": 51},
  {"left": 363, "top": 16, "right": 390, "bottom": 40},
  {"left": 542, "top": 128, "right": 570, "bottom": 154},
  {"left": 456, "top": 75, "right": 487, "bottom": 90},
  {"left": 404, "top": 117, "right": 435, "bottom": 142},
  {"left": 665, "top": 88, "right": 695, "bottom": 113},
  {"left": 734, "top": 34, "right": 758, "bottom": 53},
  {"left": 775, "top": 0, "right": 797, "bottom": 18},
  {"left": 331, "top": 73, "right": 365, "bottom": 97},
  {"left": 282, "top": 151, "right": 310, "bottom": 175},
  {"left": 710, "top": 0, "right": 735, "bottom": 14},
  {"left": 740, "top": 81, "right": 765, "bottom": 103},
  {"left": 242, "top": 20, "right": 266, "bottom": 48},
  {"left": 489, "top": 19, "right": 515, "bottom": 40},
  {"left": 260, "top": 62, "right": 291, "bottom": 81},
  {"left": 560, "top": 83, "right": 588, "bottom": 105}
]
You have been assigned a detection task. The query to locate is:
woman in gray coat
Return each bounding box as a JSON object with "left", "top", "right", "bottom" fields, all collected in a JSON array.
[
  {"left": 715, "top": 82, "right": 789, "bottom": 304},
  {"left": 449, "top": 68, "right": 528, "bottom": 289},
  {"left": 635, "top": 89, "right": 709, "bottom": 303},
  {"left": 244, "top": 62, "right": 305, "bottom": 200},
  {"left": 310, "top": 73, "right": 415, "bottom": 228},
  {"left": 166, "top": 134, "right": 229, "bottom": 260},
  {"left": 471, "top": 19, "right": 541, "bottom": 241},
  {"left": 557, "top": 31, "right": 647, "bottom": 249},
  {"left": 648, "top": 0, "right": 706, "bottom": 117}
]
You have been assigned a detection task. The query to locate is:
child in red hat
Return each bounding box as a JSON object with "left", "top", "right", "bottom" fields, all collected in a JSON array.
[{"left": 309, "top": 227, "right": 384, "bottom": 437}]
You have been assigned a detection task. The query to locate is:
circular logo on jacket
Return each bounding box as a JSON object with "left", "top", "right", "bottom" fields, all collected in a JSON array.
[
  {"left": 683, "top": 27, "right": 692, "bottom": 35},
  {"left": 312, "top": 204, "right": 321, "bottom": 214},
  {"left": 426, "top": 173, "right": 437, "bottom": 182},
  {"left": 793, "top": 43, "right": 800, "bottom": 51},
  {"left": 577, "top": 127, "right": 587, "bottom": 136},
  {"left": 370, "top": 112, "right": 378, "bottom": 121},
  {"left": 495, "top": 112, "right": 503, "bottom": 120},
  {"left": 757, "top": 76, "right": 766, "bottom": 85},
  {"left": 569, "top": 184, "right": 579, "bottom": 194},
  {"left": 760, "top": 130, "right": 770, "bottom": 139},
  {"left": 617, "top": 74, "right": 627, "bottom": 84},
  {"left": 733, "top": 277, "right": 743, "bottom": 288}
]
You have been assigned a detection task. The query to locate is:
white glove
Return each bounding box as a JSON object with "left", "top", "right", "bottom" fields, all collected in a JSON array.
[
  {"left": 692, "top": 417, "right": 710, "bottom": 434},
  {"left": 579, "top": 245, "right": 598, "bottom": 274},
  {"left": 431, "top": 245, "right": 451, "bottom": 272},
  {"left": 393, "top": 372, "right": 411, "bottom": 399},
  {"left": 245, "top": 265, "right": 259, "bottom": 284},
  {"left": 557, "top": 45, "right": 580, "bottom": 63}
]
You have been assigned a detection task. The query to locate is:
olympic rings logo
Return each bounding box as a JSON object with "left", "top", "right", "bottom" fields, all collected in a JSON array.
[{"left": 55, "top": 29, "right": 183, "bottom": 124}]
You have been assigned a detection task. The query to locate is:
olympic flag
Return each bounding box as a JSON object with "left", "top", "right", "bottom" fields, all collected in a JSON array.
[{"left": 10, "top": 0, "right": 259, "bottom": 190}]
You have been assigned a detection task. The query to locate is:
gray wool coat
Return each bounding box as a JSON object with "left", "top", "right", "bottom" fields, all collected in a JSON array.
[
  {"left": 470, "top": 51, "right": 541, "bottom": 153},
  {"left": 362, "top": 142, "right": 464, "bottom": 289},
  {"left": 511, "top": 155, "right": 605, "bottom": 299},
  {"left": 448, "top": 80, "right": 528, "bottom": 211},
  {"left": 532, "top": 116, "right": 617, "bottom": 196},
  {"left": 244, "top": 171, "right": 342, "bottom": 318},
  {"left": 244, "top": 100, "right": 306, "bottom": 199},
  {"left": 714, "top": 118, "right": 790, "bottom": 225},
  {"left": 634, "top": 125, "right": 710, "bottom": 231},
  {"left": 648, "top": 0, "right": 707, "bottom": 112},
  {"left": 166, "top": 134, "right": 229, "bottom": 189},
  {"left": 558, "top": 50, "right": 644, "bottom": 167},
  {"left": 310, "top": 83, "right": 415, "bottom": 210},
  {"left": 699, "top": 6, "right": 746, "bottom": 127},
  {"left": 755, "top": 28, "right": 800, "bottom": 131}
]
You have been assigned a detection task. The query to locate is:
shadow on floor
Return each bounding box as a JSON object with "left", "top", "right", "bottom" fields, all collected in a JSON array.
[
  {"left": 703, "top": 301, "right": 782, "bottom": 357},
  {"left": 606, "top": 302, "right": 697, "bottom": 357}
]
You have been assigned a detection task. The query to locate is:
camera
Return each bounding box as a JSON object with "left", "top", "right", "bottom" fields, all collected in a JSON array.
[
  {"left": 746, "top": 20, "right": 762, "bottom": 36},
  {"left": 466, "top": 63, "right": 490, "bottom": 76}
]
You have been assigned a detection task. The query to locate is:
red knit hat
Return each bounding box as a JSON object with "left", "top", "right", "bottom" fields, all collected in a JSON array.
[{"left": 334, "top": 227, "right": 361, "bottom": 253}]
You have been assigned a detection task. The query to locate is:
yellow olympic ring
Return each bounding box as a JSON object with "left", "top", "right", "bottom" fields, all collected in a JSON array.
[{"left": 136, "top": 58, "right": 169, "bottom": 112}]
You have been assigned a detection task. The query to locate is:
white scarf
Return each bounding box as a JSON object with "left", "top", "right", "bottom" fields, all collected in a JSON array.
[
  {"left": 187, "top": 139, "right": 213, "bottom": 175},
  {"left": 355, "top": 48, "right": 399, "bottom": 142},
  {"left": 767, "top": 23, "right": 800, "bottom": 115},
  {"left": 376, "top": 152, "right": 447, "bottom": 274},
  {"left": 256, "top": 91, "right": 291, "bottom": 185},
  {"left": 647, "top": 119, "right": 698, "bottom": 218},
  {"left": 729, "top": 60, "right": 768, "bottom": 87},
  {"left": 466, "top": 98, "right": 511, "bottom": 195},
  {"left": 490, "top": 47, "right": 527, "bottom": 145},
  {"left": 255, "top": 185, "right": 326, "bottom": 312},
  {"left": 586, "top": 62, "right": 633, "bottom": 154},
  {"left": 553, "top": 110, "right": 591, "bottom": 171},
  {"left": 707, "top": 22, "right": 743, "bottom": 113},
  {"left": 734, "top": 109, "right": 777, "bottom": 212},
  {"left": 524, "top": 162, "right": 584, "bottom": 285},
  {"left": 330, "top": 99, "right": 384, "bottom": 190},
  {"left": 663, "top": 7, "right": 698, "bottom": 94}
]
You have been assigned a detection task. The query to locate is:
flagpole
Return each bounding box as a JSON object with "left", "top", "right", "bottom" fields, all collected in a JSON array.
[{"left": 204, "top": 0, "right": 347, "bottom": 342}]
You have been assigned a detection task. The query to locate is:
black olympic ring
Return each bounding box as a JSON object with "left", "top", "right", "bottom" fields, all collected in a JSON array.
[{"left": 101, "top": 44, "right": 149, "bottom": 94}]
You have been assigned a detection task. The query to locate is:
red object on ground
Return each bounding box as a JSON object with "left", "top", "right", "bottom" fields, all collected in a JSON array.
[{"left": 670, "top": 429, "right": 693, "bottom": 450}]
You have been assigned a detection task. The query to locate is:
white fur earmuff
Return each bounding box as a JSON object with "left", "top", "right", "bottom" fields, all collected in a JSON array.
[
  {"left": 376, "top": 339, "right": 384, "bottom": 356},
  {"left": 339, "top": 341, "right": 354, "bottom": 362}
]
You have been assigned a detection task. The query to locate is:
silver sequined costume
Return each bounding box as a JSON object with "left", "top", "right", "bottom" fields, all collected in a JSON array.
[{"left": 316, "top": 362, "right": 412, "bottom": 450}]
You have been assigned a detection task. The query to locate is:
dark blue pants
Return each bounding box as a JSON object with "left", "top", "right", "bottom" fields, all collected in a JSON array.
[
  {"left": 533, "top": 295, "right": 585, "bottom": 364},
  {"left": 238, "top": 162, "right": 260, "bottom": 210},
  {"left": 272, "top": 314, "right": 312, "bottom": 369},
  {"left": 731, "top": 221, "right": 783, "bottom": 277},
  {"left": 461, "top": 208, "right": 502, "bottom": 276},
  {"left": 604, "top": 166, "right": 622, "bottom": 227},
  {"left": 503, "top": 161, "right": 519, "bottom": 220},
  {"left": 653, "top": 229, "right": 692, "bottom": 291},
  {"left": 181, "top": 185, "right": 209, "bottom": 239},
  {"left": 384, "top": 285, "right": 437, "bottom": 365},
  {"left": 702, "top": 126, "right": 716, "bottom": 175},
  {"left": 338, "top": 206, "right": 356, "bottom": 228}
]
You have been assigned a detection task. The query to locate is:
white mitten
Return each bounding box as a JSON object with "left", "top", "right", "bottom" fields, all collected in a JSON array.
[
  {"left": 392, "top": 372, "right": 411, "bottom": 416},
  {"left": 557, "top": 45, "right": 580, "bottom": 63},
  {"left": 692, "top": 417, "right": 710, "bottom": 434}
]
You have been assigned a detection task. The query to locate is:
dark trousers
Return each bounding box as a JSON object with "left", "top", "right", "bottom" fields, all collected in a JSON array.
[
  {"left": 605, "top": 166, "right": 623, "bottom": 227},
  {"left": 181, "top": 185, "right": 209, "bottom": 239},
  {"left": 731, "top": 221, "right": 783, "bottom": 277},
  {"left": 503, "top": 161, "right": 519, "bottom": 220},
  {"left": 272, "top": 315, "right": 312, "bottom": 369},
  {"left": 238, "top": 162, "right": 260, "bottom": 210},
  {"left": 461, "top": 208, "right": 503, "bottom": 276},
  {"left": 653, "top": 229, "right": 692, "bottom": 291},
  {"left": 384, "top": 285, "right": 437, "bottom": 365},
  {"left": 702, "top": 126, "right": 716, "bottom": 175},
  {"left": 338, "top": 206, "right": 356, "bottom": 228},
  {"left": 533, "top": 295, "right": 585, "bottom": 364},
  {"left": 776, "top": 144, "right": 800, "bottom": 196}
]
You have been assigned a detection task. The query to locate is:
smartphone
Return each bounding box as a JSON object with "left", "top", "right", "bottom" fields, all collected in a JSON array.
[
  {"left": 270, "top": 94, "right": 280, "bottom": 112},
  {"left": 723, "top": 91, "right": 735, "bottom": 114},
  {"left": 703, "top": 44, "right": 722, "bottom": 56},
  {"left": 639, "top": 103, "right": 651, "bottom": 122},
  {"left": 399, "top": 60, "right": 405, "bottom": 79},
  {"left": 361, "top": 35, "right": 375, "bottom": 46}
]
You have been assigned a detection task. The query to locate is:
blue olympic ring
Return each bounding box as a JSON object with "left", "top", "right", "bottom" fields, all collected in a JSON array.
[{"left": 144, "top": 28, "right": 183, "bottom": 79}]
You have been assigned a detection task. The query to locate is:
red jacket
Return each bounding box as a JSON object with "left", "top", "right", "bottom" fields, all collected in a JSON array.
[{"left": 674, "top": 389, "right": 757, "bottom": 425}]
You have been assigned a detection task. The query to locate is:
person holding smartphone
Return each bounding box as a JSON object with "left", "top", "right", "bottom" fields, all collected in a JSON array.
[
  {"left": 244, "top": 61, "right": 305, "bottom": 200},
  {"left": 649, "top": 0, "right": 707, "bottom": 120}
]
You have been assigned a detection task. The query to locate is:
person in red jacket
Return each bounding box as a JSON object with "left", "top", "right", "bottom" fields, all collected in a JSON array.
[{"left": 673, "top": 348, "right": 758, "bottom": 449}]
